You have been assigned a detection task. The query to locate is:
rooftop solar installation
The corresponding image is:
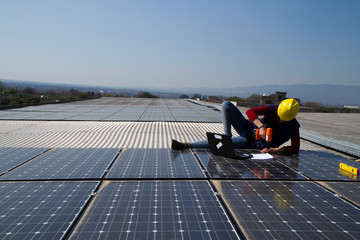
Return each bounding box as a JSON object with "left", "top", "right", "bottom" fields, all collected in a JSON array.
[
  {"left": 106, "top": 149, "right": 206, "bottom": 179},
  {"left": 69, "top": 181, "right": 240, "bottom": 240},
  {"left": 0, "top": 148, "right": 49, "bottom": 175},
  {"left": 1, "top": 98, "right": 360, "bottom": 239},
  {"left": 276, "top": 150, "right": 360, "bottom": 181},
  {"left": 193, "top": 149, "right": 307, "bottom": 180},
  {"left": 213, "top": 180, "right": 360, "bottom": 240},
  {"left": 0, "top": 181, "right": 98, "bottom": 240},
  {"left": 1, "top": 148, "right": 120, "bottom": 180},
  {"left": 317, "top": 182, "right": 360, "bottom": 208}
]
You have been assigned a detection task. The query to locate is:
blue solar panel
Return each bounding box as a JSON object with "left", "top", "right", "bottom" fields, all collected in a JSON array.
[
  {"left": 194, "top": 149, "right": 307, "bottom": 180},
  {"left": 317, "top": 182, "right": 360, "bottom": 207},
  {"left": 0, "top": 181, "right": 98, "bottom": 240},
  {"left": 213, "top": 180, "right": 360, "bottom": 239},
  {"left": 0, "top": 148, "right": 48, "bottom": 175},
  {"left": 106, "top": 149, "right": 205, "bottom": 179},
  {"left": 69, "top": 181, "right": 240, "bottom": 240},
  {"left": 276, "top": 151, "right": 360, "bottom": 181},
  {"left": 1, "top": 148, "right": 120, "bottom": 180}
]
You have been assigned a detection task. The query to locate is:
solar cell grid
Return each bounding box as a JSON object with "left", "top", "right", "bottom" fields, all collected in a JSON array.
[
  {"left": 69, "top": 181, "right": 240, "bottom": 240},
  {"left": 213, "top": 180, "right": 360, "bottom": 240},
  {"left": 0, "top": 181, "right": 98, "bottom": 240},
  {"left": 1, "top": 148, "right": 119, "bottom": 180},
  {"left": 276, "top": 150, "right": 360, "bottom": 181},
  {"left": 0, "top": 148, "right": 48, "bottom": 175},
  {"left": 194, "top": 149, "right": 307, "bottom": 180},
  {"left": 106, "top": 149, "right": 205, "bottom": 179}
]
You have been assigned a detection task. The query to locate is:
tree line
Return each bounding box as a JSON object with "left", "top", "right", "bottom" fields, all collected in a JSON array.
[{"left": 0, "top": 81, "right": 99, "bottom": 106}]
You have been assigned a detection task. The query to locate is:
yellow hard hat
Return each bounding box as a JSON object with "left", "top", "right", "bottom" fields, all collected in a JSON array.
[{"left": 277, "top": 98, "right": 299, "bottom": 121}]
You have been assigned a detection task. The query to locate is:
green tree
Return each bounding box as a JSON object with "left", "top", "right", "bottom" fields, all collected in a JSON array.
[
  {"left": 246, "top": 93, "right": 261, "bottom": 103},
  {"left": 136, "top": 92, "right": 157, "bottom": 98},
  {"left": 179, "top": 94, "right": 189, "bottom": 99}
]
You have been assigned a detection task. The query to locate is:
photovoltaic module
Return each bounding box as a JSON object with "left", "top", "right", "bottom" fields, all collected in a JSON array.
[
  {"left": 1, "top": 148, "right": 119, "bottom": 180},
  {"left": 194, "top": 149, "right": 307, "bottom": 180},
  {"left": 0, "top": 181, "right": 98, "bottom": 240},
  {"left": 0, "top": 148, "right": 49, "bottom": 175},
  {"left": 213, "top": 180, "right": 360, "bottom": 239},
  {"left": 69, "top": 181, "right": 240, "bottom": 240},
  {"left": 276, "top": 151, "right": 360, "bottom": 181},
  {"left": 106, "top": 149, "right": 206, "bottom": 179}
]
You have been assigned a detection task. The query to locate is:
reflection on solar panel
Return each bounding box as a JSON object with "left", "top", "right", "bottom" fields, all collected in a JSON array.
[
  {"left": 194, "top": 149, "right": 307, "bottom": 180},
  {"left": 317, "top": 182, "right": 360, "bottom": 207},
  {"left": 69, "top": 181, "right": 240, "bottom": 240},
  {"left": 1, "top": 148, "right": 119, "bottom": 180},
  {"left": 213, "top": 180, "right": 360, "bottom": 239},
  {"left": 0, "top": 148, "right": 48, "bottom": 175},
  {"left": 106, "top": 149, "right": 205, "bottom": 179},
  {"left": 0, "top": 181, "right": 98, "bottom": 240},
  {"left": 276, "top": 151, "right": 360, "bottom": 181}
]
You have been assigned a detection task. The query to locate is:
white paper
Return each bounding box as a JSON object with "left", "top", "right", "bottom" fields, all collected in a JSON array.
[
  {"left": 251, "top": 153, "right": 274, "bottom": 160},
  {"left": 216, "top": 142, "right": 223, "bottom": 149}
]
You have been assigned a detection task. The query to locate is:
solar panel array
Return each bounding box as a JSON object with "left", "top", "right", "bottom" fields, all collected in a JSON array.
[
  {"left": 1, "top": 98, "right": 360, "bottom": 239},
  {"left": 0, "top": 99, "right": 222, "bottom": 122},
  {"left": 1, "top": 146, "right": 359, "bottom": 239}
]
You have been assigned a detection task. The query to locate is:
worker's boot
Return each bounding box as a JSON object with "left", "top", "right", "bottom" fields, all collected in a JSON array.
[{"left": 171, "top": 139, "right": 189, "bottom": 150}]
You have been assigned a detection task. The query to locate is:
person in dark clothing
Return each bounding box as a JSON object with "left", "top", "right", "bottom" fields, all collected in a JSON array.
[{"left": 171, "top": 98, "right": 300, "bottom": 154}]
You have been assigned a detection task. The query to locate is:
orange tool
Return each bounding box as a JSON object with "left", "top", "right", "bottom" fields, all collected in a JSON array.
[
  {"left": 254, "top": 127, "right": 273, "bottom": 149},
  {"left": 266, "top": 128, "right": 273, "bottom": 149},
  {"left": 255, "top": 129, "right": 261, "bottom": 140}
]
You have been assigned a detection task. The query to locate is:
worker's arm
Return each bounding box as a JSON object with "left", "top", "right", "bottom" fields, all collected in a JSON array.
[
  {"left": 261, "top": 129, "right": 300, "bottom": 154},
  {"left": 246, "top": 106, "right": 270, "bottom": 139}
]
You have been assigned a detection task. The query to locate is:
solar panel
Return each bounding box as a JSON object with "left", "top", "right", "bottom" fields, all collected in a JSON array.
[
  {"left": 194, "top": 149, "right": 307, "bottom": 180},
  {"left": 106, "top": 149, "right": 206, "bottom": 179},
  {"left": 213, "top": 180, "right": 360, "bottom": 240},
  {"left": 317, "top": 182, "right": 360, "bottom": 207},
  {"left": 69, "top": 181, "right": 240, "bottom": 240},
  {"left": 0, "top": 181, "right": 98, "bottom": 240},
  {"left": 0, "top": 148, "right": 48, "bottom": 175},
  {"left": 1, "top": 148, "right": 120, "bottom": 180},
  {"left": 276, "top": 150, "right": 360, "bottom": 181}
]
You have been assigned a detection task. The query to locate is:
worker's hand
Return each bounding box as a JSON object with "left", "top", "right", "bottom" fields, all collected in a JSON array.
[
  {"left": 261, "top": 147, "right": 283, "bottom": 153},
  {"left": 259, "top": 127, "right": 266, "bottom": 139}
]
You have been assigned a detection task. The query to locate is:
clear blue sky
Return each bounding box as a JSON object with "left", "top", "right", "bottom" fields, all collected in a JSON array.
[{"left": 1, "top": 0, "right": 359, "bottom": 88}]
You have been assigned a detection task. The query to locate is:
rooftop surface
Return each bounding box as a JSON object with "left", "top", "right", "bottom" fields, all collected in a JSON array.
[{"left": 0, "top": 98, "right": 359, "bottom": 240}]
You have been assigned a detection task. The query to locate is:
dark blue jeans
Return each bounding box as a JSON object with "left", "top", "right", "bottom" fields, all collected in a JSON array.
[{"left": 188, "top": 101, "right": 250, "bottom": 148}]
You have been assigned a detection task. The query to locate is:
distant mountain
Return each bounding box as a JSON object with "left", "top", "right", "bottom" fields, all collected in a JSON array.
[{"left": 1, "top": 79, "right": 359, "bottom": 106}]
